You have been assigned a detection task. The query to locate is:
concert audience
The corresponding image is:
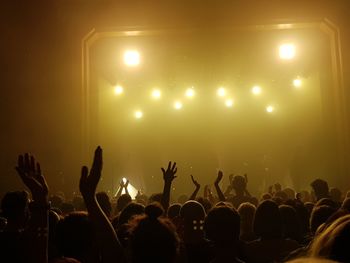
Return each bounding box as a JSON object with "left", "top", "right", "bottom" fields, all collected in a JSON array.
[{"left": 1, "top": 146, "right": 350, "bottom": 262}]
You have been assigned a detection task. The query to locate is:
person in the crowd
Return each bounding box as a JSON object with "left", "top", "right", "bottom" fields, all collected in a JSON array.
[{"left": 237, "top": 202, "right": 257, "bottom": 242}]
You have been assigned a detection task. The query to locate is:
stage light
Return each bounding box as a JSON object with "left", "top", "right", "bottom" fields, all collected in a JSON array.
[
  {"left": 122, "top": 177, "right": 127, "bottom": 183},
  {"left": 134, "top": 110, "right": 143, "bottom": 119},
  {"left": 252, "top": 85, "right": 262, "bottom": 95},
  {"left": 293, "top": 78, "right": 302, "bottom": 88},
  {"left": 174, "top": 101, "right": 183, "bottom": 110},
  {"left": 114, "top": 85, "right": 124, "bottom": 95},
  {"left": 217, "top": 87, "right": 226, "bottom": 97},
  {"left": 124, "top": 50, "right": 140, "bottom": 66},
  {"left": 279, "top": 43, "right": 295, "bottom": 60},
  {"left": 118, "top": 177, "right": 138, "bottom": 199},
  {"left": 225, "top": 99, "right": 234, "bottom": 107},
  {"left": 151, "top": 89, "right": 161, "bottom": 99},
  {"left": 266, "top": 105, "right": 274, "bottom": 113},
  {"left": 185, "top": 87, "right": 195, "bottom": 98}
]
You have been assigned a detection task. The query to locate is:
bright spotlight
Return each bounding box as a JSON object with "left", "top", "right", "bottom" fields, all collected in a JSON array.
[
  {"left": 151, "top": 89, "right": 161, "bottom": 99},
  {"left": 225, "top": 99, "right": 234, "bottom": 107},
  {"left": 252, "top": 85, "right": 262, "bottom": 95},
  {"left": 185, "top": 87, "right": 195, "bottom": 98},
  {"left": 174, "top": 101, "right": 183, "bottom": 110},
  {"left": 124, "top": 50, "right": 140, "bottom": 66},
  {"left": 114, "top": 85, "right": 124, "bottom": 95},
  {"left": 217, "top": 87, "right": 226, "bottom": 97},
  {"left": 293, "top": 78, "right": 302, "bottom": 88},
  {"left": 279, "top": 43, "right": 296, "bottom": 60},
  {"left": 122, "top": 177, "right": 127, "bottom": 183},
  {"left": 266, "top": 105, "right": 274, "bottom": 113},
  {"left": 134, "top": 110, "right": 143, "bottom": 119}
]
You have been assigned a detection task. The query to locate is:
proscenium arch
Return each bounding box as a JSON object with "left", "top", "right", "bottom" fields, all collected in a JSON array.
[{"left": 81, "top": 19, "right": 349, "bottom": 181}]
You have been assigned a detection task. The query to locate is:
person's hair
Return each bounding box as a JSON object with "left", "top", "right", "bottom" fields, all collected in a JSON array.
[
  {"left": 238, "top": 202, "right": 256, "bottom": 241},
  {"left": 55, "top": 212, "right": 96, "bottom": 262},
  {"left": 311, "top": 179, "right": 329, "bottom": 200},
  {"left": 254, "top": 200, "right": 283, "bottom": 239},
  {"left": 1, "top": 191, "right": 29, "bottom": 222},
  {"left": 231, "top": 175, "right": 246, "bottom": 192},
  {"left": 310, "top": 215, "right": 350, "bottom": 262},
  {"left": 118, "top": 202, "right": 145, "bottom": 226},
  {"left": 96, "top": 192, "right": 112, "bottom": 218},
  {"left": 310, "top": 205, "right": 336, "bottom": 234},
  {"left": 129, "top": 203, "right": 179, "bottom": 263},
  {"left": 116, "top": 194, "right": 132, "bottom": 213},
  {"left": 279, "top": 205, "right": 303, "bottom": 242},
  {"left": 204, "top": 206, "right": 240, "bottom": 247},
  {"left": 167, "top": 203, "right": 181, "bottom": 219}
]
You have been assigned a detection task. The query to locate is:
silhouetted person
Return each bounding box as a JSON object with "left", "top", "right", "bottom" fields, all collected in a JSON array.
[{"left": 311, "top": 179, "right": 330, "bottom": 201}]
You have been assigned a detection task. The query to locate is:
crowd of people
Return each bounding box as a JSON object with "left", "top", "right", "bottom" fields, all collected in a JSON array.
[{"left": 1, "top": 146, "right": 350, "bottom": 263}]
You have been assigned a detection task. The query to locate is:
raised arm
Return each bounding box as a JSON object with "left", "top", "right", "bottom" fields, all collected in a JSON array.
[
  {"left": 160, "top": 161, "right": 177, "bottom": 211},
  {"left": 214, "top": 170, "right": 226, "bottom": 202},
  {"left": 15, "top": 154, "right": 49, "bottom": 263},
  {"left": 189, "top": 175, "right": 200, "bottom": 200},
  {"left": 79, "top": 146, "right": 124, "bottom": 263}
]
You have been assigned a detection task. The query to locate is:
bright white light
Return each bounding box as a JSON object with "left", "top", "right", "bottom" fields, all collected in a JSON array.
[
  {"left": 151, "top": 89, "right": 161, "bottom": 99},
  {"left": 252, "top": 85, "right": 262, "bottom": 95},
  {"left": 225, "top": 99, "right": 234, "bottom": 107},
  {"left": 174, "top": 101, "right": 183, "bottom": 110},
  {"left": 117, "top": 178, "right": 138, "bottom": 199},
  {"left": 185, "top": 87, "right": 195, "bottom": 98},
  {"left": 266, "top": 105, "right": 274, "bottom": 113},
  {"left": 134, "top": 110, "right": 143, "bottom": 119},
  {"left": 293, "top": 78, "right": 302, "bottom": 88},
  {"left": 114, "top": 85, "right": 124, "bottom": 95},
  {"left": 279, "top": 43, "right": 296, "bottom": 60},
  {"left": 217, "top": 87, "right": 226, "bottom": 97},
  {"left": 122, "top": 177, "right": 127, "bottom": 183},
  {"left": 124, "top": 50, "right": 140, "bottom": 66}
]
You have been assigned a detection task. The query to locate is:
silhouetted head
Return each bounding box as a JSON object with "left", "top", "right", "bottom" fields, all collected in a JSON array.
[
  {"left": 148, "top": 193, "right": 162, "bottom": 204},
  {"left": 310, "top": 205, "right": 336, "bottom": 234},
  {"left": 60, "top": 202, "right": 75, "bottom": 215},
  {"left": 167, "top": 203, "right": 181, "bottom": 219},
  {"left": 254, "top": 200, "right": 283, "bottom": 239},
  {"left": 1, "top": 191, "right": 29, "bottom": 228},
  {"left": 283, "top": 188, "right": 296, "bottom": 200},
  {"left": 315, "top": 198, "right": 337, "bottom": 209},
  {"left": 231, "top": 175, "right": 246, "bottom": 194},
  {"left": 261, "top": 193, "right": 272, "bottom": 201},
  {"left": 204, "top": 206, "right": 240, "bottom": 248},
  {"left": 116, "top": 194, "right": 132, "bottom": 214},
  {"left": 310, "top": 215, "right": 350, "bottom": 262},
  {"left": 311, "top": 179, "right": 329, "bottom": 201},
  {"left": 55, "top": 212, "right": 97, "bottom": 262},
  {"left": 180, "top": 201, "right": 206, "bottom": 242},
  {"left": 279, "top": 205, "right": 302, "bottom": 242},
  {"left": 50, "top": 194, "right": 64, "bottom": 209},
  {"left": 196, "top": 197, "right": 212, "bottom": 213},
  {"left": 96, "top": 192, "right": 112, "bottom": 218},
  {"left": 238, "top": 202, "right": 256, "bottom": 241},
  {"left": 118, "top": 202, "right": 145, "bottom": 226},
  {"left": 129, "top": 203, "right": 179, "bottom": 263}
]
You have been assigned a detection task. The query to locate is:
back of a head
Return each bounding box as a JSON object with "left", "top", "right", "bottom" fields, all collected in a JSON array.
[
  {"left": 130, "top": 203, "right": 179, "bottom": 263},
  {"left": 180, "top": 200, "right": 206, "bottom": 221},
  {"left": 231, "top": 175, "right": 246, "bottom": 192},
  {"left": 167, "top": 203, "right": 181, "bottom": 219},
  {"left": 238, "top": 202, "right": 256, "bottom": 225},
  {"left": 310, "top": 205, "right": 336, "bottom": 234},
  {"left": 1, "top": 191, "right": 29, "bottom": 223},
  {"left": 283, "top": 188, "right": 296, "bottom": 200},
  {"left": 311, "top": 179, "right": 329, "bottom": 200},
  {"left": 196, "top": 197, "right": 212, "bottom": 213},
  {"left": 254, "top": 200, "right": 283, "bottom": 239},
  {"left": 310, "top": 215, "right": 350, "bottom": 262},
  {"left": 55, "top": 212, "right": 96, "bottom": 262},
  {"left": 279, "top": 205, "right": 302, "bottom": 241},
  {"left": 118, "top": 202, "right": 145, "bottom": 226},
  {"left": 116, "top": 194, "right": 132, "bottom": 213},
  {"left": 204, "top": 206, "right": 240, "bottom": 248},
  {"left": 315, "top": 198, "right": 337, "bottom": 209},
  {"left": 96, "top": 192, "right": 112, "bottom": 217}
]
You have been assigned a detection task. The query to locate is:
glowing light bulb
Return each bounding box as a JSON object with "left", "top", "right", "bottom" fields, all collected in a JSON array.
[
  {"left": 217, "top": 87, "right": 226, "bottom": 97},
  {"left": 124, "top": 50, "right": 140, "bottom": 66},
  {"left": 225, "top": 99, "right": 234, "bottom": 107},
  {"left": 114, "top": 85, "right": 123, "bottom": 95},
  {"left": 174, "top": 101, "right": 183, "bottom": 110},
  {"left": 185, "top": 87, "right": 195, "bottom": 98},
  {"left": 293, "top": 78, "right": 302, "bottom": 88},
  {"left": 279, "top": 43, "right": 296, "bottom": 60},
  {"left": 266, "top": 105, "right": 274, "bottom": 113},
  {"left": 151, "top": 89, "right": 161, "bottom": 99},
  {"left": 134, "top": 110, "right": 143, "bottom": 119},
  {"left": 252, "top": 85, "right": 262, "bottom": 95}
]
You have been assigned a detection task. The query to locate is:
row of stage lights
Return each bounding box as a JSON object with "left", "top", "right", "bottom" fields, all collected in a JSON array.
[
  {"left": 116, "top": 43, "right": 299, "bottom": 119},
  {"left": 114, "top": 77, "right": 303, "bottom": 119}
]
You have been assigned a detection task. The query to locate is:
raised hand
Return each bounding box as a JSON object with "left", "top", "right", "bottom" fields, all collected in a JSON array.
[
  {"left": 215, "top": 170, "right": 224, "bottom": 185},
  {"left": 15, "top": 153, "right": 48, "bottom": 204},
  {"left": 190, "top": 175, "right": 200, "bottom": 188},
  {"left": 79, "top": 146, "right": 103, "bottom": 200},
  {"left": 161, "top": 161, "right": 177, "bottom": 184}
]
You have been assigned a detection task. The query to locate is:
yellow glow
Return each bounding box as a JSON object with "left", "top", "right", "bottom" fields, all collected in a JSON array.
[
  {"left": 279, "top": 43, "right": 296, "bottom": 60},
  {"left": 225, "top": 99, "right": 234, "bottom": 107},
  {"left": 266, "top": 105, "right": 274, "bottom": 113},
  {"left": 174, "top": 101, "right": 183, "bottom": 110},
  {"left": 114, "top": 85, "right": 124, "bottom": 95},
  {"left": 252, "top": 85, "right": 262, "bottom": 95},
  {"left": 124, "top": 50, "right": 140, "bottom": 66},
  {"left": 151, "top": 89, "right": 161, "bottom": 99},
  {"left": 185, "top": 87, "right": 195, "bottom": 98},
  {"left": 134, "top": 110, "right": 143, "bottom": 119},
  {"left": 122, "top": 177, "right": 127, "bottom": 183},
  {"left": 217, "top": 87, "right": 226, "bottom": 97},
  {"left": 293, "top": 78, "right": 302, "bottom": 88}
]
